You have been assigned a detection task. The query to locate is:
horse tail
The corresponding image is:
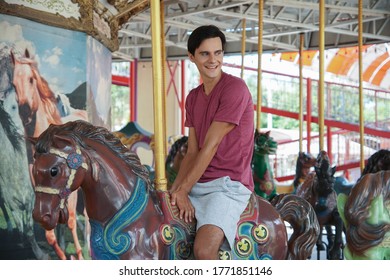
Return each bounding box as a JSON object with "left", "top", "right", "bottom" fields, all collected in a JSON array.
[{"left": 271, "top": 193, "right": 320, "bottom": 260}]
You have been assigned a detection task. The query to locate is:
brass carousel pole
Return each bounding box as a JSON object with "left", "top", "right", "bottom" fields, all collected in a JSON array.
[
  {"left": 256, "top": 0, "right": 264, "bottom": 132},
  {"left": 241, "top": 19, "right": 246, "bottom": 79},
  {"left": 318, "top": 0, "right": 325, "bottom": 151},
  {"left": 150, "top": 0, "right": 167, "bottom": 191},
  {"left": 160, "top": 1, "right": 168, "bottom": 158},
  {"left": 358, "top": 0, "right": 365, "bottom": 172},
  {"left": 299, "top": 33, "right": 304, "bottom": 152}
]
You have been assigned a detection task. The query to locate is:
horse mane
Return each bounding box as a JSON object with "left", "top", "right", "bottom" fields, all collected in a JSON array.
[
  {"left": 344, "top": 170, "right": 390, "bottom": 254},
  {"left": 16, "top": 53, "right": 61, "bottom": 124},
  {"left": 361, "top": 149, "right": 390, "bottom": 176},
  {"left": 254, "top": 130, "right": 277, "bottom": 155},
  {"left": 165, "top": 136, "right": 188, "bottom": 168},
  {"left": 0, "top": 49, "right": 23, "bottom": 151},
  {"left": 35, "top": 120, "right": 150, "bottom": 184}
]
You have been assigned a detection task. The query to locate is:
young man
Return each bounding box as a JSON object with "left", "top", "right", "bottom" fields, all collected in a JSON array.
[{"left": 169, "top": 25, "right": 254, "bottom": 259}]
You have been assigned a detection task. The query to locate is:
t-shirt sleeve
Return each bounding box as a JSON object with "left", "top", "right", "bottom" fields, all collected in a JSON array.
[
  {"left": 184, "top": 90, "right": 195, "bottom": 128},
  {"left": 214, "top": 78, "right": 251, "bottom": 125}
]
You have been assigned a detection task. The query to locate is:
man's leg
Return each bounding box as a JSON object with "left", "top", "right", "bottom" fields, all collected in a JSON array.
[{"left": 193, "top": 224, "right": 225, "bottom": 260}]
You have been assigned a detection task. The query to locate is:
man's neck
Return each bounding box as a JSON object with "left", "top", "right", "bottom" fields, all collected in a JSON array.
[{"left": 203, "top": 71, "right": 223, "bottom": 95}]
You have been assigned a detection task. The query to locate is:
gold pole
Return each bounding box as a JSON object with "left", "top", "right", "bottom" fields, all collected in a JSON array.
[
  {"left": 358, "top": 0, "right": 365, "bottom": 172},
  {"left": 241, "top": 19, "right": 246, "bottom": 79},
  {"left": 150, "top": 0, "right": 167, "bottom": 191},
  {"left": 318, "top": 0, "right": 325, "bottom": 151},
  {"left": 299, "top": 33, "right": 304, "bottom": 152},
  {"left": 160, "top": 1, "right": 168, "bottom": 158},
  {"left": 256, "top": 0, "right": 264, "bottom": 132}
]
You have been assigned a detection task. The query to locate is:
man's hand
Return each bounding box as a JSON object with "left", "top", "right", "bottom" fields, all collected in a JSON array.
[{"left": 170, "top": 187, "right": 195, "bottom": 223}]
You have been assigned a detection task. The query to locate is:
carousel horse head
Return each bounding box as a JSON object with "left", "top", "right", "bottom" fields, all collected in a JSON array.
[
  {"left": 314, "top": 151, "right": 337, "bottom": 201},
  {"left": 361, "top": 149, "right": 390, "bottom": 177},
  {"left": 293, "top": 151, "right": 317, "bottom": 191},
  {"left": 253, "top": 130, "right": 277, "bottom": 155},
  {"left": 165, "top": 135, "right": 188, "bottom": 189},
  {"left": 30, "top": 120, "right": 150, "bottom": 230}
]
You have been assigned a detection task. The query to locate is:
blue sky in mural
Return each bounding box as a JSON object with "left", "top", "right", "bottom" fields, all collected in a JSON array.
[{"left": 0, "top": 13, "right": 86, "bottom": 94}]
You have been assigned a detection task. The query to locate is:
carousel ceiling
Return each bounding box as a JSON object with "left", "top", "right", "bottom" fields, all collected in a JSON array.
[
  {"left": 1, "top": 0, "right": 390, "bottom": 61},
  {"left": 112, "top": 0, "right": 390, "bottom": 61}
]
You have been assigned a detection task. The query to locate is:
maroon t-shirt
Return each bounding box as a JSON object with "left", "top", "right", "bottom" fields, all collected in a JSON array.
[{"left": 185, "top": 72, "right": 254, "bottom": 191}]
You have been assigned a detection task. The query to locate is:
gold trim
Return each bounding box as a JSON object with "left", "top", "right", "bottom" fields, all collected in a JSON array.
[{"left": 0, "top": 0, "right": 150, "bottom": 52}]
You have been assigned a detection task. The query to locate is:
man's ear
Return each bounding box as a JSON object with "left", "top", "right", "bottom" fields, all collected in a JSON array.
[{"left": 188, "top": 52, "right": 195, "bottom": 62}]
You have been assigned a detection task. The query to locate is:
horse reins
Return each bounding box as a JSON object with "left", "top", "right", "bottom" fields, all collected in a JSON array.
[{"left": 34, "top": 145, "right": 88, "bottom": 209}]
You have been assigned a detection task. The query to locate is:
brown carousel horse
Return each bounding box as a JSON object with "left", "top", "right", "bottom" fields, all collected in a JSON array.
[
  {"left": 11, "top": 49, "right": 87, "bottom": 259},
  {"left": 30, "top": 120, "right": 320, "bottom": 260},
  {"left": 296, "top": 150, "right": 344, "bottom": 260},
  {"left": 275, "top": 151, "right": 317, "bottom": 194},
  {"left": 337, "top": 149, "right": 390, "bottom": 260},
  {"left": 293, "top": 152, "right": 317, "bottom": 193}
]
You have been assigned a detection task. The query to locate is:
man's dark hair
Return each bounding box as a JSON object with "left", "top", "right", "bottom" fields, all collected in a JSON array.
[{"left": 187, "top": 25, "right": 226, "bottom": 55}]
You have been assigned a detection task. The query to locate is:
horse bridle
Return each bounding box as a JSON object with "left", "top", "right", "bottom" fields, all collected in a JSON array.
[{"left": 34, "top": 145, "right": 88, "bottom": 209}]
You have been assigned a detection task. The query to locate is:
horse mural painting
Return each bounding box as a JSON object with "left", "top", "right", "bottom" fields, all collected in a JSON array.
[
  {"left": 30, "top": 120, "right": 320, "bottom": 260},
  {"left": 337, "top": 149, "right": 390, "bottom": 260},
  {"left": 11, "top": 48, "right": 88, "bottom": 259},
  {"left": 296, "top": 150, "right": 344, "bottom": 260},
  {"left": 0, "top": 44, "right": 46, "bottom": 259}
]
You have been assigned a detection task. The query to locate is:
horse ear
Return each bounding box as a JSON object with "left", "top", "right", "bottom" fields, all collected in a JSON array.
[
  {"left": 25, "top": 48, "right": 30, "bottom": 58},
  {"left": 53, "top": 135, "right": 75, "bottom": 149}
]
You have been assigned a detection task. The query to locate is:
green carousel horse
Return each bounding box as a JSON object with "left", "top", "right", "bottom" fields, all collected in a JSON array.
[
  {"left": 165, "top": 136, "right": 188, "bottom": 190},
  {"left": 337, "top": 149, "right": 390, "bottom": 260},
  {"left": 252, "top": 130, "right": 278, "bottom": 200}
]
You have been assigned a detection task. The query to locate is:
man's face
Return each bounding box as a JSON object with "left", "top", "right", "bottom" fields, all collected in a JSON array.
[{"left": 188, "top": 37, "right": 224, "bottom": 81}]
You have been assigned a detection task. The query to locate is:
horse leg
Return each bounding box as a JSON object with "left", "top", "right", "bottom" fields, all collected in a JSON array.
[
  {"left": 325, "top": 224, "right": 334, "bottom": 251},
  {"left": 316, "top": 226, "right": 326, "bottom": 252},
  {"left": 328, "top": 211, "right": 344, "bottom": 260},
  {"left": 45, "top": 229, "right": 66, "bottom": 260},
  {"left": 67, "top": 191, "right": 84, "bottom": 260},
  {"left": 83, "top": 208, "right": 91, "bottom": 257}
]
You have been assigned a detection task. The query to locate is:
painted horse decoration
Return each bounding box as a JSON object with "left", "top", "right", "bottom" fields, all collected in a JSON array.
[
  {"left": 337, "top": 149, "right": 390, "bottom": 259},
  {"left": 31, "top": 120, "right": 320, "bottom": 260},
  {"left": 296, "top": 150, "right": 344, "bottom": 259},
  {"left": 11, "top": 48, "right": 87, "bottom": 259},
  {"left": 252, "top": 130, "right": 278, "bottom": 200},
  {"left": 0, "top": 43, "right": 47, "bottom": 259}
]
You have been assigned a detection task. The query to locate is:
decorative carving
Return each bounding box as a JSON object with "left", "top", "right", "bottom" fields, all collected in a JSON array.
[{"left": 0, "top": 0, "right": 150, "bottom": 52}]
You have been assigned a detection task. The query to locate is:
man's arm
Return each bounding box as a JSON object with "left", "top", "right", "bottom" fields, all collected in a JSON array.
[{"left": 170, "top": 121, "right": 235, "bottom": 222}]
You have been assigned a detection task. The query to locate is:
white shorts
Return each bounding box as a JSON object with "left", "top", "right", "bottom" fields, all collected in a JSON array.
[{"left": 189, "top": 176, "right": 252, "bottom": 251}]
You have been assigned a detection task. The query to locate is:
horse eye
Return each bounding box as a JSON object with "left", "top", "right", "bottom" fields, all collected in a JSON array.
[
  {"left": 29, "top": 77, "right": 33, "bottom": 84},
  {"left": 50, "top": 167, "right": 59, "bottom": 177}
]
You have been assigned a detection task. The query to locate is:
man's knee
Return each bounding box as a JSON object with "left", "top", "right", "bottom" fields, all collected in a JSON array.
[
  {"left": 193, "top": 225, "right": 224, "bottom": 260},
  {"left": 193, "top": 242, "right": 219, "bottom": 260}
]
